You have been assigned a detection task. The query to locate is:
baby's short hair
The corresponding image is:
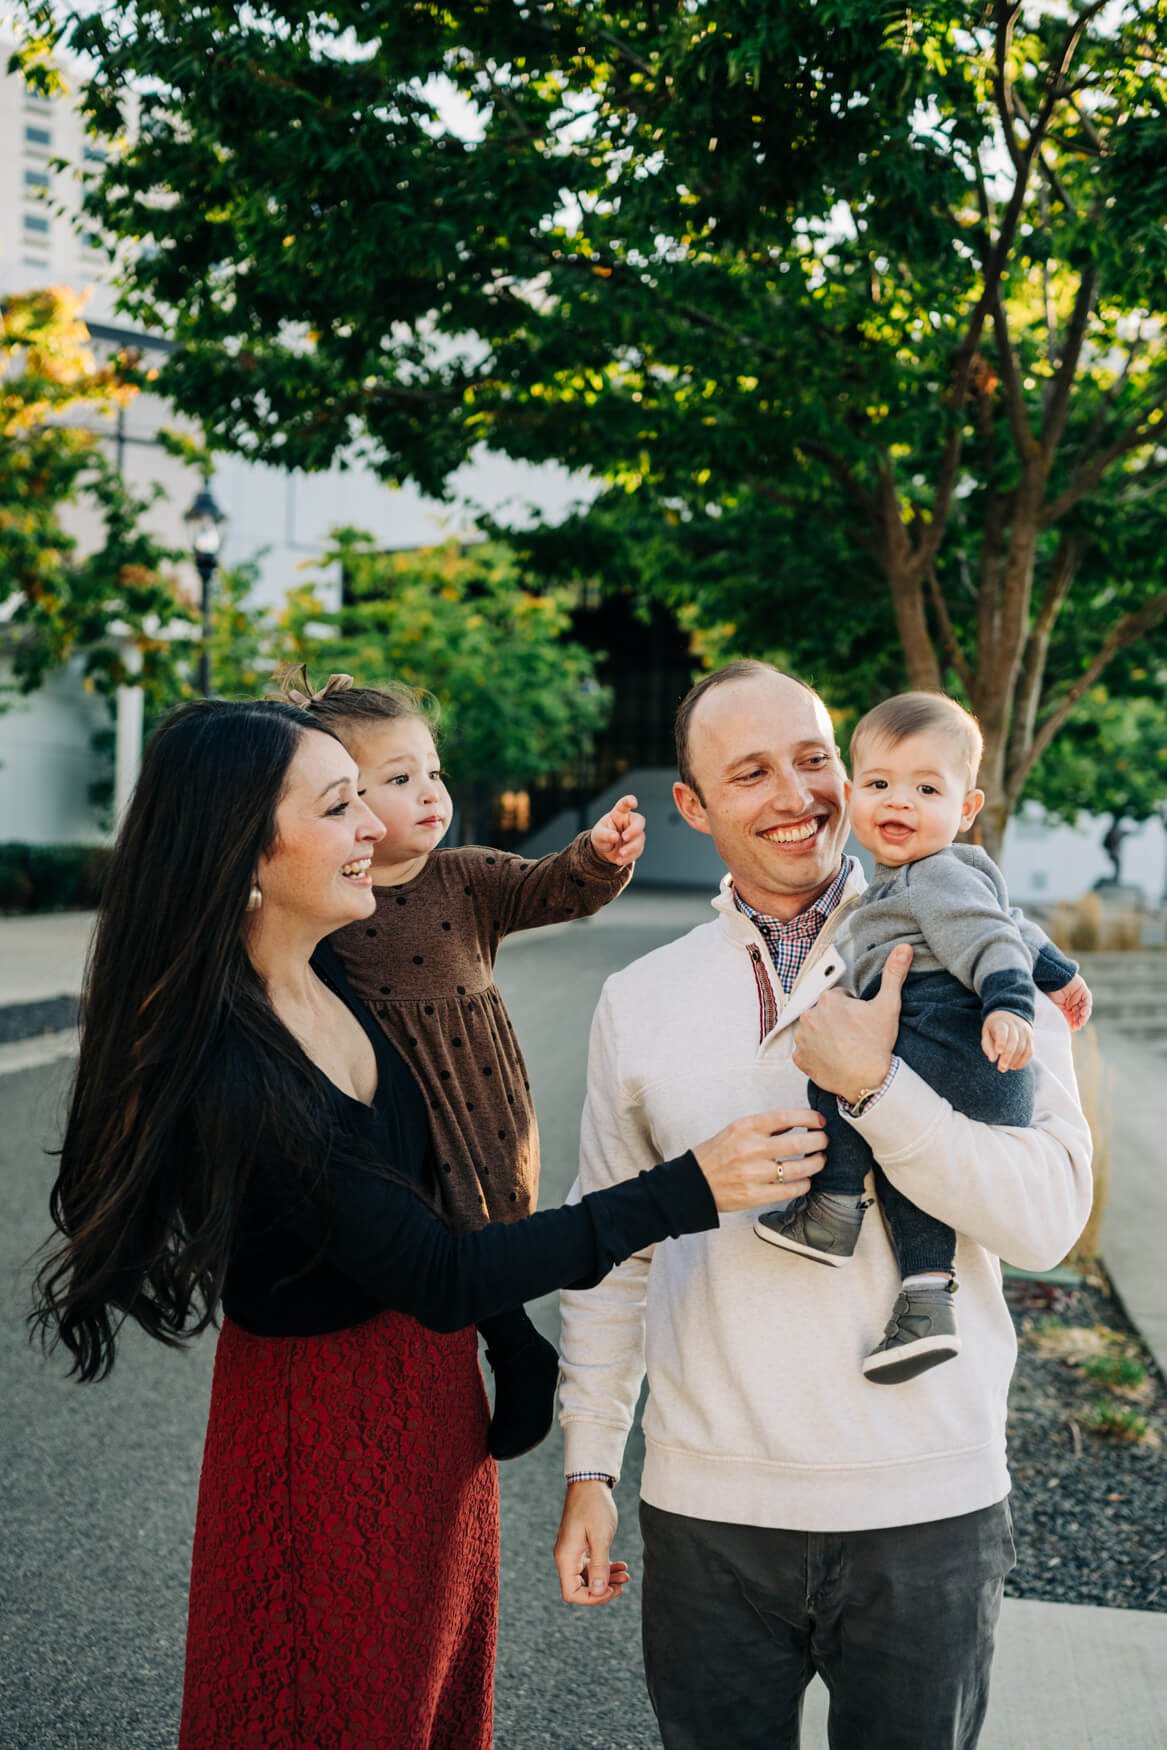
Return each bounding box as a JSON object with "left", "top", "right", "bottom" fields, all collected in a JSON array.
[
  {"left": 850, "top": 692, "right": 982, "bottom": 788},
  {"left": 277, "top": 665, "right": 439, "bottom": 745}
]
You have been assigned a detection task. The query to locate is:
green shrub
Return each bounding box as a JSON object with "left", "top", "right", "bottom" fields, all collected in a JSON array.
[
  {"left": 1080, "top": 1353, "right": 1148, "bottom": 1391},
  {"left": 0, "top": 843, "right": 111, "bottom": 914}
]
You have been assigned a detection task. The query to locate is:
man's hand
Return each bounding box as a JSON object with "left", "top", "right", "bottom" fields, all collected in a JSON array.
[
  {"left": 590, "top": 794, "right": 646, "bottom": 867},
  {"left": 1049, "top": 972, "right": 1093, "bottom": 1032},
  {"left": 792, "top": 944, "right": 913, "bottom": 1105},
  {"left": 982, "top": 1010, "right": 1034, "bottom": 1072},
  {"left": 554, "top": 1480, "right": 628, "bottom": 1606}
]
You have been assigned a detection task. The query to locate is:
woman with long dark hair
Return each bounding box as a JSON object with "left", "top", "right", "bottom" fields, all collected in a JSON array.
[{"left": 32, "top": 699, "right": 826, "bottom": 1750}]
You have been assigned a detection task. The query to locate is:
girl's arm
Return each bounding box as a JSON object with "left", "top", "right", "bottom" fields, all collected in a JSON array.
[{"left": 468, "top": 835, "right": 632, "bottom": 940}]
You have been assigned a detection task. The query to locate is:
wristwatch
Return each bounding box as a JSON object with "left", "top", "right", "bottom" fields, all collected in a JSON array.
[{"left": 842, "top": 1057, "right": 900, "bottom": 1116}]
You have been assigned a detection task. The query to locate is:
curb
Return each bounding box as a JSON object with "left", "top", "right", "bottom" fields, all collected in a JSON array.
[{"left": 0, "top": 997, "right": 80, "bottom": 1046}]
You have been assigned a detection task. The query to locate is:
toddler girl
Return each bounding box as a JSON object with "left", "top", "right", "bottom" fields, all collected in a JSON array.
[{"left": 289, "top": 668, "right": 644, "bottom": 1454}]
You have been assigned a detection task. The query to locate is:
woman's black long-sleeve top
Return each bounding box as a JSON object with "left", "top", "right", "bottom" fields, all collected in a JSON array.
[{"left": 222, "top": 946, "right": 717, "bottom": 1338}]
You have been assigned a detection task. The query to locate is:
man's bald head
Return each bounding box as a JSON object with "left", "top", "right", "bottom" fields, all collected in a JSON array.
[{"left": 675, "top": 662, "right": 830, "bottom": 801}]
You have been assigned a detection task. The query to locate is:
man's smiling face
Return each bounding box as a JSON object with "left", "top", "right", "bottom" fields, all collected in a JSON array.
[{"left": 673, "top": 671, "right": 851, "bottom": 920}]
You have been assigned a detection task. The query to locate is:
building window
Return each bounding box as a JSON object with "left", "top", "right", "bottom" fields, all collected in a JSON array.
[
  {"left": 23, "top": 213, "right": 51, "bottom": 235},
  {"left": 83, "top": 144, "right": 108, "bottom": 164},
  {"left": 25, "top": 124, "right": 52, "bottom": 147},
  {"left": 24, "top": 168, "right": 51, "bottom": 191}
]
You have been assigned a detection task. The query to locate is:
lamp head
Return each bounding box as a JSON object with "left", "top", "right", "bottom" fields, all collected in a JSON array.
[{"left": 183, "top": 485, "right": 226, "bottom": 561}]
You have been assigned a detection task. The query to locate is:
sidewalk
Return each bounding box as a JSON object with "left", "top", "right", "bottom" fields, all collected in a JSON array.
[
  {"left": 1097, "top": 1026, "right": 1167, "bottom": 1377},
  {"left": 0, "top": 910, "right": 92, "bottom": 1047},
  {"left": 3, "top": 903, "right": 1165, "bottom": 1748}
]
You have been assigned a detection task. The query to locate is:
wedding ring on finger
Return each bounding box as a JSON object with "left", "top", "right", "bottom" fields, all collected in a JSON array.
[{"left": 774, "top": 1160, "right": 785, "bottom": 1185}]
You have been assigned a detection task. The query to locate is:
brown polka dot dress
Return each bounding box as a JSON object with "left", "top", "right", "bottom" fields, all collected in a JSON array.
[{"left": 330, "top": 836, "right": 631, "bottom": 1229}]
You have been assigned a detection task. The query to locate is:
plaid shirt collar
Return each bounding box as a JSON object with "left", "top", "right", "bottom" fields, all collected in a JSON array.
[{"left": 733, "top": 856, "right": 855, "bottom": 993}]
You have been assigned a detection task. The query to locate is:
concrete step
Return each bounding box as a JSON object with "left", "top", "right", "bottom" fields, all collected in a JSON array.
[
  {"left": 1077, "top": 981, "right": 1164, "bottom": 996},
  {"left": 1095, "top": 1019, "right": 1167, "bottom": 1041},
  {"left": 1076, "top": 954, "right": 1165, "bottom": 978},
  {"left": 1086, "top": 999, "right": 1167, "bottom": 1018}
]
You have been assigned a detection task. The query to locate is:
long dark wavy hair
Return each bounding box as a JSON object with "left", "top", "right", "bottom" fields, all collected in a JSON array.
[{"left": 30, "top": 698, "right": 354, "bottom": 1381}]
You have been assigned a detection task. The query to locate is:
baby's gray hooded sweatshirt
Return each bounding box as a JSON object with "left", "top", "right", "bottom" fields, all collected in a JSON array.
[{"left": 838, "top": 844, "right": 1077, "bottom": 1023}]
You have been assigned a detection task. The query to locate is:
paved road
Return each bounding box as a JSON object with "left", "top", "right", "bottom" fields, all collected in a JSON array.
[
  {"left": 0, "top": 894, "right": 712, "bottom": 1750},
  {"left": 11, "top": 894, "right": 1165, "bottom": 1750}
]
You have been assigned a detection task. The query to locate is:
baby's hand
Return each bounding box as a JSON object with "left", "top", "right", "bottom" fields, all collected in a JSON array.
[
  {"left": 981, "top": 1011, "right": 1034, "bottom": 1072},
  {"left": 1049, "top": 972, "right": 1093, "bottom": 1032},
  {"left": 590, "top": 794, "right": 646, "bottom": 867}
]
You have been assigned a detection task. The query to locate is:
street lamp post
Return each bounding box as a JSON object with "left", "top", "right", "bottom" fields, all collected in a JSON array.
[{"left": 183, "top": 484, "right": 227, "bottom": 696}]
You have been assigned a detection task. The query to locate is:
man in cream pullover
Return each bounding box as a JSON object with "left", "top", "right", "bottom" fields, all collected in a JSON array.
[{"left": 553, "top": 662, "right": 1092, "bottom": 1750}]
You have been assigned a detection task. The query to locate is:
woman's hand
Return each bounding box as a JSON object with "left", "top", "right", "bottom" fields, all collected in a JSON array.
[{"left": 691, "top": 1108, "right": 827, "bottom": 1212}]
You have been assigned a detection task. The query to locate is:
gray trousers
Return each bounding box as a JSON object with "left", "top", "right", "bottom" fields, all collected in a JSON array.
[{"left": 640, "top": 1498, "right": 1015, "bottom": 1750}]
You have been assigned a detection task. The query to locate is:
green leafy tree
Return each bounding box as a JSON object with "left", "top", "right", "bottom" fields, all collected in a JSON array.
[
  {"left": 19, "top": 3, "right": 1167, "bottom": 851},
  {"left": 209, "top": 535, "right": 610, "bottom": 839},
  {"left": 207, "top": 559, "right": 274, "bottom": 699},
  {"left": 1022, "top": 682, "right": 1167, "bottom": 883},
  {"left": 1, "top": 286, "right": 190, "bottom": 707}
]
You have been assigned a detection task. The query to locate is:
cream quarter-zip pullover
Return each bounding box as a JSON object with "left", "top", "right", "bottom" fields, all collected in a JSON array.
[{"left": 558, "top": 866, "right": 1092, "bottom": 1532}]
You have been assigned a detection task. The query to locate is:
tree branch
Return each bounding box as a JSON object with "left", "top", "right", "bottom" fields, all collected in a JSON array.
[
  {"left": 927, "top": 565, "right": 974, "bottom": 694},
  {"left": 1066, "top": 88, "right": 1106, "bottom": 155},
  {"left": 1042, "top": 380, "right": 1167, "bottom": 525},
  {"left": 537, "top": 247, "right": 791, "bottom": 367},
  {"left": 1041, "top": 264, "right": 1097, "bottom": 460},
  {"left": 1005, "top": 531, "right": 1078, "bottom": 781},
  {"left": 1014, "top": 587, "right": 1167, "bottom": 795},
  {"left": 880, "top": 454, "right": 942, "bottom": 689},
  {"left": 749, "top": 481, "right": 808, "bottom": 515},
  {"left": 993, "top": 3, "right": 1027, "bottom": 174},
  {"left": 1115, "top": 459, "right": 1167, "bottom": 505},
  {"left": 798, "top": 439, "right": 880, "bottom": 523},
  {"left": 917, "top": 42, "right": 1055, "bottom": 574},
  {"left": 975, "top": 487, "right": 1011, "bottom": 681},
  {"left": 1036, "top": 144, "right": 1077, "bottom": 215},
  {"left": 598, "top": 30, "right": 656, "bottom": 78},
  {"left": 469, "top": 58, "right": 538, "bottom": 143},
  {"left": 1032, "top": 0, "right": 1112, "bottom": 143},
  {"left": 1072, "top": 330, "right": 1142, "bottom": 465},
  {"left": 990, "top": 283, "right": 1035, "bottom": 459}
]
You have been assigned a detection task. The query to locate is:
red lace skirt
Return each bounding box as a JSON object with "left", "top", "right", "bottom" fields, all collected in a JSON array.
[{"left": 179, "top": 1311, "right": 498, "bottom": 1750}]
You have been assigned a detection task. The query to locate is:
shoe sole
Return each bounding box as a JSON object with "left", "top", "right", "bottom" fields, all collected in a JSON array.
[
  {"left": 863, "top": 1334, "right": 961, "bottom": 1385},
  {"left": 753, "top": 1220, "right": 854, "bottom": 1265}
]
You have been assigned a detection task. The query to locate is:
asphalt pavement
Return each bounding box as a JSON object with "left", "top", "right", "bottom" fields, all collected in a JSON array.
[
  {"left": 0, "top": 897, "right": 709, "bottom": 1750},
  {"left": 2, "top": 893, "right": 1166, "bottom": 1749}
]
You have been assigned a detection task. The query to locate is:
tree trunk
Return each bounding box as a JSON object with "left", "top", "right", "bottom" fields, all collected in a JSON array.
[
  {"left": 970, "top": 489, "right": 1043, "bottom": 866},
  {"left": 974, "top": 786, "right": 1009, "bottom": 865},
  {"left": 890, "top": 571, "right": 944, "bottom": 693}
]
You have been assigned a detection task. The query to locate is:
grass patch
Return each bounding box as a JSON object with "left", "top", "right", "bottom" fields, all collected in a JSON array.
[
  {"left": 1080, "top": 1353, "right": 1148, "bottom": 1392},
  {"left": 1087, "top": 1401, "right": 1153, "bottom": 1443}
]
